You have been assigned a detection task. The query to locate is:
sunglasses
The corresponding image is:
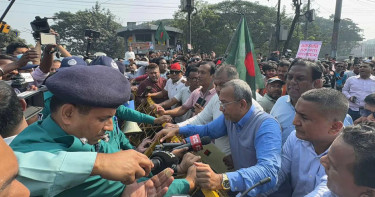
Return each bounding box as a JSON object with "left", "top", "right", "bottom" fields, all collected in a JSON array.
[{"left": 170, "top": 71, "right": 181, "bottom": 74}]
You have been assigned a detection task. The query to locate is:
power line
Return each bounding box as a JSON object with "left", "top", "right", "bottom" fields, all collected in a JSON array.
[
  {"left": 12, "top": 1, "right": 178, "bottom": 9},
  {"left": 15, "top": 0, "right": 178, "bottom": 8},
  {"left": 314, "top": 2, "right": 332, "bottom": 13}
]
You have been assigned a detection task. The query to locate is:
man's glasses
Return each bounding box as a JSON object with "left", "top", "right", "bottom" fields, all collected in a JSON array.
[
  {"left": 219, "top": 100, "right": 239, "bottom": 109},
  {"left": 170, "top": 71, "right": 181, "bottom": 74}
]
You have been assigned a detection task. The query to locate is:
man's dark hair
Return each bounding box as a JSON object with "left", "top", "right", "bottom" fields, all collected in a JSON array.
[
  {"left": 0, "top": 54, "right": 17, "bottom": 61},
  {"left": 155, "top": 57, "right": 165, "bottom": 65},
  {"left": 147, "top": 63, "right": 159, "bottom": 70},
  {"left": 6, "top": 43, "right": 28, "bottom": 55},
  {"left": 0, "top": 81, "right": 23, "bottom": 138},
  {"left": 361, "top": 62, "right": 374, "bottom": 69},
  {"left": 289, "top": 58, "right": 323, "bottom": 81},
  {"left": 50, "top": 95, "right": 92, "bottom": 115},
  {"left": 365, "top": 93, "right": 375, "bottom": 106},
  {"left": 185, "top": 66, "right": 198, "bottom": 78},
  {"left": 197, "top": 61, "right": 215, "bottom": 75},
  {"left": 300, "top": 88, "right": 348, "bottom": 122},
  {"left": 341, "top": 122, "right": 375, "bottom": 189},
  {"left": 53, "top": 59, "right": 61, "bottom": 63},
  {"left": 262, "top": 61, "right": 278, "bottom": 71},
  {"left": 321, "top": 62, "right": 329, "bottom": 69},
  {"left": 278, "top": 60, "right": 290, "bottom": 68}
]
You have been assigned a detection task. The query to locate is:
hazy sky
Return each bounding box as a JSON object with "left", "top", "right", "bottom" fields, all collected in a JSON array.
[{"left": 1, "top": 0, "right": 373, "bottom": 45}]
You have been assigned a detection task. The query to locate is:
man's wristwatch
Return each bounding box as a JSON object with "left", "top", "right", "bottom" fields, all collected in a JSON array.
[{"left": 221, "top": 173, "right": 231, "bottom": 190}]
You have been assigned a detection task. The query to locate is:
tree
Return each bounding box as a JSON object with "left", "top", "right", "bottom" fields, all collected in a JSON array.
[
  {"left": 0, "top": 29, "right": 27, "bottom": 49},
  {"left": 283, "top": 0, "right": 302, "bottom": 55},
  {"left": 172, "top": 0, "right": 282, "bottom": 56},
  {"left": 170, "top": 0, "right": 363, "bottom": 58},
  {"left": 51, "top": 2, "right": 124, "bottom": 58},
  {"left": 287, "top": 16, "right": 363, "bottom": 58}
]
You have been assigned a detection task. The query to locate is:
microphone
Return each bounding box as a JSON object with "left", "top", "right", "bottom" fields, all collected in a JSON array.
[
  {"left": 239, "top": 177, "right": 271, "bottom": 197},
  {"left": 173, "top": 135, "right": 211, "bottom": 152},
  {"left": 156, "top": 142, "right": 185, "bottom": 151},
  {"left": 150, "top": 151, "right": 179, "bottom": 175}
]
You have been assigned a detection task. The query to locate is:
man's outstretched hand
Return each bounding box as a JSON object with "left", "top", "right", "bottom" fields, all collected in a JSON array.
[
  {"left": 155, "top": 125, "right": 180, "bottom": 143},
  {"left": 121, "top": 168, "right": 174, "bottom": 197}
]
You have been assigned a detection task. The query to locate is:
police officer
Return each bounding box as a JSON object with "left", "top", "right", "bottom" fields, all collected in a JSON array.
[{"left": 10, "top": 65, "right": 195, "bottom": 197}]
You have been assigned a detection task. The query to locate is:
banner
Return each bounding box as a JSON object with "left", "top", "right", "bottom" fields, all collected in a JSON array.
[{"left": 296, "top": 40, "right": 322, "bottom": 60}]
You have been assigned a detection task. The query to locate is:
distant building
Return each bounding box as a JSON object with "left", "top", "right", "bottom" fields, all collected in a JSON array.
[
  {"left": 116, "top": 22, "right": 183, "bottom": 54},
  {"left": 351, "top": 39, "right": 375, "bottom": 58}
]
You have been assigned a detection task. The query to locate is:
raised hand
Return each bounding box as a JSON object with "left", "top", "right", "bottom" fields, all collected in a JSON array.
[
  {"left": 154, "top": 115, "right": 172, "bottom": 125},
  {"left": 121, "top": 168, "right": 174, "bottom": 197},
  {"left": 155, "top": 126, "right": 180, "bottom": 143}
]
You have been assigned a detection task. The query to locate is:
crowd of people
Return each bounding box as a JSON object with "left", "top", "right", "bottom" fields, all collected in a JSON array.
[{"left": 1, "top": 31, "right": 375, "bottom": 197}]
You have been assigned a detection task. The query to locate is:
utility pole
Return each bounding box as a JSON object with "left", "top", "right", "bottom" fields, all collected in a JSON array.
[
  {"left": 331, "top": 0, "right": 343, "bottom": 59},
  {"left": 275, "top": 0, "right": 281, "bottom": 51},
  {"left": 187, "top": 0, "right": 194, "bottom": 46},
  {"left": 304, "top": 0, "right": 311, "bottom": 40},
  {"left": 188, "top": 11, "right": 192, "bottom": 46},
  {"left": 283, "top": 0, "right": 301, "bottom": 55}
]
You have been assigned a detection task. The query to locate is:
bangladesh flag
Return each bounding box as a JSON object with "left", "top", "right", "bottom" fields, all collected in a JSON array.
[
  {"left": 155, "top": 22, "right": 170, "bottom": 43},
  {"left": 224, "top": 16, "right": 264, "bottom": 99}
]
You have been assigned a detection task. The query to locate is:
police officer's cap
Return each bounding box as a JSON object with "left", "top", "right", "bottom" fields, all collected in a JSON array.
[{"left": 45, "top": 65, "right": 130, "bottom": 108}]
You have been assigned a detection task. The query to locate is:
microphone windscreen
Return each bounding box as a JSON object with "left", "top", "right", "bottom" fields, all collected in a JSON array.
[{"left": 200, "top": 136, "right": 212, "bottom": 145}]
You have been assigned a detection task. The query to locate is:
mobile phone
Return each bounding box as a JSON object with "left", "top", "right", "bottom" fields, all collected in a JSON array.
[
  {"left": 40, "top": 33, "right": 56, "bottom": 45},
  {"left": 196, "top": 97, "right": 206, "bottom": 107}
]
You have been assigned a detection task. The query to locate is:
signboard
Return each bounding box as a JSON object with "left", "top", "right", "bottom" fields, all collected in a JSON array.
[{"left": 296, "top": 40, "right": 322, "bottom": 60}]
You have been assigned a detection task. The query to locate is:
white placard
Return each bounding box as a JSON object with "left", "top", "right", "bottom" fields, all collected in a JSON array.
[{"left": 296, "top": 40, "right": 322, "bottom": 61}]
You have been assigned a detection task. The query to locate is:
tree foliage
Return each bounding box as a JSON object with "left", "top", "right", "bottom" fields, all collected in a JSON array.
[
  {"left": 173, "top": 0, "right": 278, "bottom": 56},
  {"left": 171, "top": 0, "right": 363, "bottom": 58},
  {"left": 286, "top": 15, "right": 363, "bottom": 57},
  {"left": 0, "top": 29, "right": 27, "bottom": 49},
  {"left": 51, "top": 2, "right": 124, "bottom": 58}
]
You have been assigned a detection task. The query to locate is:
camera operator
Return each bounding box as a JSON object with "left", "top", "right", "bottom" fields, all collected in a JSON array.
[{"left": 0, "top": 81, "right": 28, "bottom": 144}]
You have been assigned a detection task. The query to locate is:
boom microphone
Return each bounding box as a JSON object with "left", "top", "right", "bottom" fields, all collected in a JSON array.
[
  {"left": 173, "top": 135, "right": 211, "bottom": 152},
  {"left": 240, "top": 177, "right": 271, "bottom": 197}
]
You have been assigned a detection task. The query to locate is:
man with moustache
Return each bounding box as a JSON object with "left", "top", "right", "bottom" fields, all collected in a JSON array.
[{"left": 270, "top": 59, "right": 353, "bottom": 144}]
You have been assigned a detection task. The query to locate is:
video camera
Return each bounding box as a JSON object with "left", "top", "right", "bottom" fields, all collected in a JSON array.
[
  {"left": 84, "top": 29, "right": 101, "bottom": 60},
  {"left": 85, "top": 29, "right": 100, "bottom": 39},
  {"left": 30, "top": 16, "right": 55, "bottom": 39},
  {"left": 17, "top": 88, "right": 45, "bottom": 120},
  {"left": 11, "top": 74, "right": 29, "bottom": 92},
  {"left": 9, "top": 74, "right": 46, "bottom": 120}
]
